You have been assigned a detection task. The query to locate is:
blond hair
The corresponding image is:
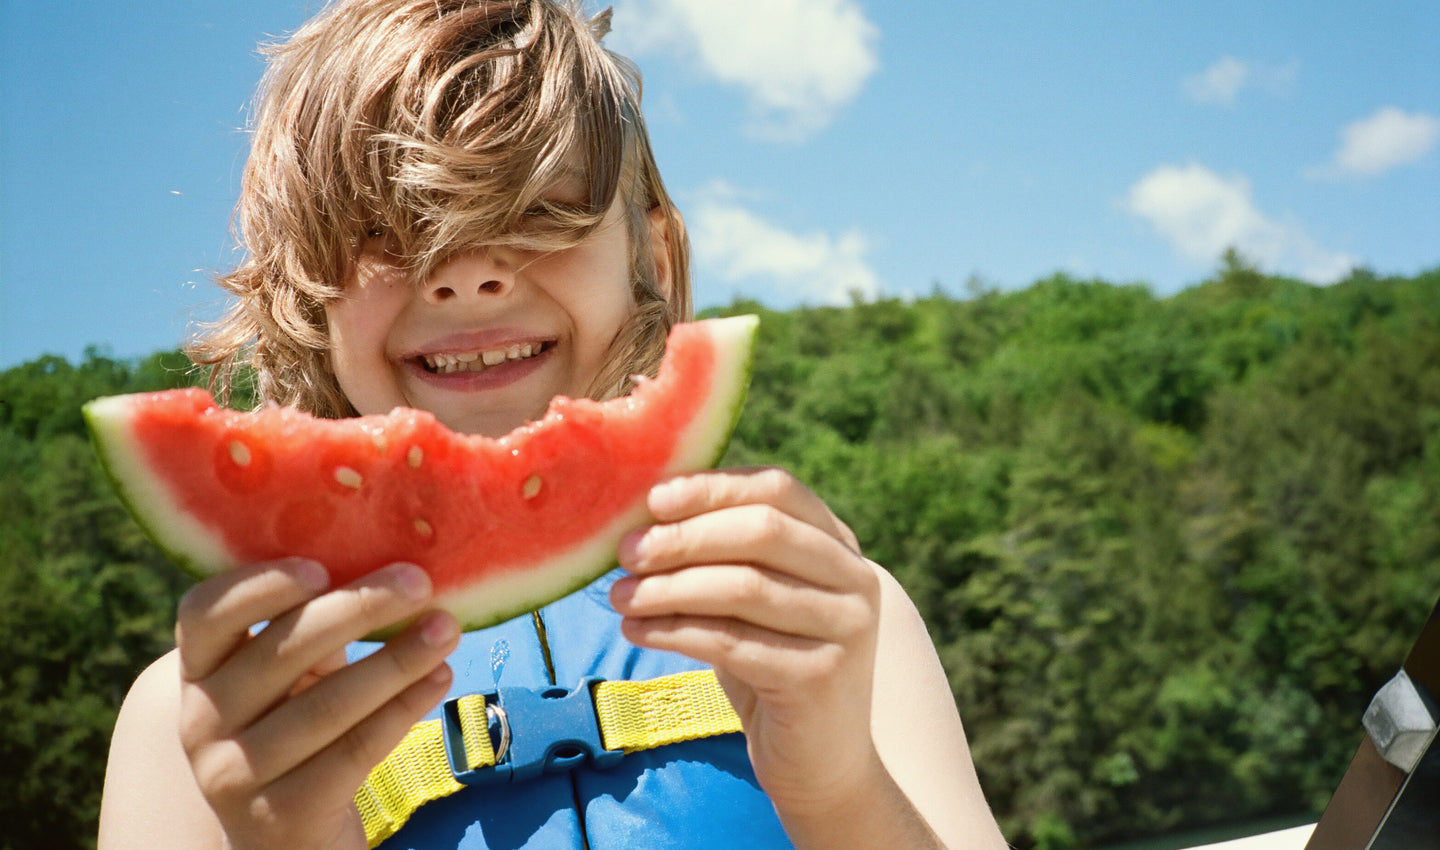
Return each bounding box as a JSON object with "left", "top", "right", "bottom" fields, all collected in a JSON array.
[{"left": 191, "top": 0, "right": 690, "bottom": 415}]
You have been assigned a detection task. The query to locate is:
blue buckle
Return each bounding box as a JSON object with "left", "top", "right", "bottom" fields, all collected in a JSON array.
[{"left": 441, "top": 676, "right": 625, "bottom": 785}]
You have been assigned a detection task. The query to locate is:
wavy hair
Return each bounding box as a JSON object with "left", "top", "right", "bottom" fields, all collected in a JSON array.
[{"left": 190, "top": 0, "right": 690, "bottom": 416}]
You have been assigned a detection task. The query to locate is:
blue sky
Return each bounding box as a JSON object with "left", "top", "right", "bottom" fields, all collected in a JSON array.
[{"left": 2, "top": 0, "right": 1437, "bottom": 368}]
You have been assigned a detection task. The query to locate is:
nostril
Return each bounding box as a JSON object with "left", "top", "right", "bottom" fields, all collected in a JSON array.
[{"left": 426, "top": 275, "right": 505, "bottom": 301}]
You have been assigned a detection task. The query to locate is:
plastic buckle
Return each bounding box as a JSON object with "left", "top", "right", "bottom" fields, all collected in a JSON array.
[{"left": 441, "top": 676, "right": 624, "bottom": 785}]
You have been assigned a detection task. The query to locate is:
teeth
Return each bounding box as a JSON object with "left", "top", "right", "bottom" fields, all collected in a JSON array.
[{"left": 422, "top": 343, "right": 541, "bottom": 373}]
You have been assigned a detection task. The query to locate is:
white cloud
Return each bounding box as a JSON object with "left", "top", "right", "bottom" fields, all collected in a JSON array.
[
  {"left": 1182, "top": 56, "right": 1297, "bottom": 106},
  {"left": 610, "top": 0, "right": 879, "bottom": 140},
  {"left": 1125, "top": 163, "right": 1355, "bottom": 283},
  {"left": 687, "top": 182, "right": 881, "bottom": 303},
  {"left": 1326, "top": 107, "right": 1440, "bottom": 177},
  {"left": 1184, "top": 57, "right": 1249, "bottom": 106}
]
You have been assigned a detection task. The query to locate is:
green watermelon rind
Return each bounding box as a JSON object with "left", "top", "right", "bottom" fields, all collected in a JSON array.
[
  {"left": 85, "top": 395, "right": 246, "bottom": 579},
  {"left": 83, "top": 314, "right": 759, "bottom": 634}
]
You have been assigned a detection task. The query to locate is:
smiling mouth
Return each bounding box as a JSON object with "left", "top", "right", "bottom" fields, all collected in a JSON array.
[{"left": 419, "top": 341, "right": 552, "bottom": 374}]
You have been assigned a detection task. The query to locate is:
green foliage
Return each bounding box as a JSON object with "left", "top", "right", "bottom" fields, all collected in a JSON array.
[
  {"left": 715, "top": 264, "right": 1440, "bottom": 847},
  {"left": 4, "top": 263, "right": 1438, "bottom": 848},
  {"left": 0, "top": 352, "right": 196, "bottom": 850}
]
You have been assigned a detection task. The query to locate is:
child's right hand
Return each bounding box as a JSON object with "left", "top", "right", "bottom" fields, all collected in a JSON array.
[{"left": 100, "top": 557, "right": 459, "bottom": 850}]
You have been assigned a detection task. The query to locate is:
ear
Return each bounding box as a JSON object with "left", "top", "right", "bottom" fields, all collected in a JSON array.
[{"left": 645, "top": 204, "right": 677, "bottom": 304}]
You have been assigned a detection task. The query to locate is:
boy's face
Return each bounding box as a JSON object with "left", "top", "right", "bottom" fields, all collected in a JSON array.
[{"left": 325, "top": 184, "right": 650, "bottom": 438}]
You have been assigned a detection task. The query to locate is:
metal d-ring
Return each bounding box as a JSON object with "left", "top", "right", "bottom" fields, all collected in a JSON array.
[{"left": 486, "top": 701, "right": 512, "bottom": 765}]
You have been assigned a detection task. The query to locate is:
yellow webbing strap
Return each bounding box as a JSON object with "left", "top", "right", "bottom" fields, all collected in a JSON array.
[
  {"left": 354, "top": 670, "right": 741, "bottom": 848},
  {"left": 593, "top": 668, "right": 742, "bottom": 752},
  {"left": 354, "top": 693, "right": 494, "bottom": 847}
]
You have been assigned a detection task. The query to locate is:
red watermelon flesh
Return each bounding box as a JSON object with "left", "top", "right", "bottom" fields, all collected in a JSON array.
[{"left": 84, "top": 315, "right": 758, "bottom": 631}]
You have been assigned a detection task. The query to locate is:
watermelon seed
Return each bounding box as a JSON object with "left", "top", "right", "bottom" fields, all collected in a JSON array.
[
  {"left": 414, "top": 518, "right": 433, "bottom": 537},
  {"left": 522, "top": 474, "right": 543, "bottom": 499},
  {"left": 334, "top": 466, "right": 364, "bottom": 489},
  {"left": 408, "top": 446, "right": 423, "bottom": 468},
  {"left": 370, "top": 431, "right": 389, "bottom": 453},
  {"left": 228, "top": 441, "right": 252, "bottom": 467}
]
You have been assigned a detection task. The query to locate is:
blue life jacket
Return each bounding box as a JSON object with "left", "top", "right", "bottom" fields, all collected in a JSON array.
[{"left": 348, "top": 569, "right": 795, "bottom": 849}]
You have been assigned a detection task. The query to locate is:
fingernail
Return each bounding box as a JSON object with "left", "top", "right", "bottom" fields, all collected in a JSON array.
[
  {"left": 294, "top": 559, "right": 330, "bottom": 592},
  {"left": 617, "top": 528, "right": 647, "bottom": 565},
  {"left": 421, "top": 612, "right": 458, "bottom": 648},
  {"left": 649, "top": 479, "right": 681, "bottom": 514},
  {"left": 425, "top": 662, "right": 452, "bottom": 685},
  {"left": 393, "top": 564, "right": 432, "bottom": 600},
  {"left": 610, "top": 576, "right": 637, "bottom": 607}
]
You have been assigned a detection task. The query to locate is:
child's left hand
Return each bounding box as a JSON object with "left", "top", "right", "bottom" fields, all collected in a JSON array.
[{"left": 610, "top": 467, "right": 892, "bottom": 828}]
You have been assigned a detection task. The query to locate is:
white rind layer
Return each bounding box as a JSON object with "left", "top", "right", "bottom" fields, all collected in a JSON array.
[
  {"left": 85, "top": 395, "right": 241, "bottom": 576},
  {"left": 667, "top": 314, "right": 760, "bottom": 472}
]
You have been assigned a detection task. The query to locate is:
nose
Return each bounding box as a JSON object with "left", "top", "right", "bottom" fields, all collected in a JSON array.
[{"left": 422, "top": 249, "right": 514, "bottom": 304}]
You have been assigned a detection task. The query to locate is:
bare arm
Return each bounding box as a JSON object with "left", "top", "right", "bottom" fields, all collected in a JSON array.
[
  {"left": 98, "top": 650, "right": 226, "bottom": 848},
  {"left": 869, "top": 563, "right": 1007, "bottom": 849},
  {"left": 611, "top": 468, "right": 1007, "bottom": 849},
  {"left": 744, "top": 565, "right": 1007, "bottom": 850},
  {"left": 97, "top": 559, "right": 459, "bottom": 850}
]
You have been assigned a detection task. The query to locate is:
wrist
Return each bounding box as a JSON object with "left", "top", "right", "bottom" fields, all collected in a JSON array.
[{"left": 772, "top": 752, "right": 944, "bottom": 850}]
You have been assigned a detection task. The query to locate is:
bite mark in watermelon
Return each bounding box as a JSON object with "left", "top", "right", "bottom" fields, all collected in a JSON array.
[{"left": 83, "top": 315, "right": 758, "bottom": 631}]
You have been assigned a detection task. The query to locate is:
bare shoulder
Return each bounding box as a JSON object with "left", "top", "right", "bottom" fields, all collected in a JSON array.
[
  {"left": 98, "top": 650, "right": 221, "bottom": 849},
  {"left": 868, "top": 562, "right": 1008, "bottom": 849},
  {"left": 118, "top": 649, "right": 182, "bottom": 719},
  {"left": 106, "top": 650, "right": 186, "bottom": 766}
]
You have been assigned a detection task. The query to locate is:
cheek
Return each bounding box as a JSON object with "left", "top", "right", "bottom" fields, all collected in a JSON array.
[
  {"left": 572, "top": 237, "right": 637, "bottom": 322},
  {"left": 574, "top": 272, "right": 636, "bottom": 356},
  {"left": 330, "top": 265, "right": 407, "bottom": 350},
  {"left": 324, "top": 303, "right": 377, "bottom": 404},
  {"left": 324, "top": 266, "right": 409, "bottom": 413},
  {"left": 325, "top": 298, "right": 380, "bottom": 373}
]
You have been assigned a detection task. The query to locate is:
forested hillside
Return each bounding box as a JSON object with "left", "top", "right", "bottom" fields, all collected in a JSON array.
[{"left": 3, "top": 257, "right": 1438, "bottom": 849}]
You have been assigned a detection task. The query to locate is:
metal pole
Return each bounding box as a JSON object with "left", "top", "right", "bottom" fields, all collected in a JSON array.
[{"left": 1306, "top": 597, "right": 1440, "bottom": 850}]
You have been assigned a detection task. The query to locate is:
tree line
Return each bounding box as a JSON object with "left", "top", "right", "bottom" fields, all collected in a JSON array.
[{"left": 2, "top": 255, "right": 1437, "bottom": 848}]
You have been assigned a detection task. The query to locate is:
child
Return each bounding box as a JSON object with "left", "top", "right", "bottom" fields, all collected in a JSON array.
[{"left": 96, "top": 1, "right": 1006, "bottom": 847}]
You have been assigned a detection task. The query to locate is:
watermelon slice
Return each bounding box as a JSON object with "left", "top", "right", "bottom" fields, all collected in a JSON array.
[{"left": 84, "top": 314, "right": 758, "bottom": 631}]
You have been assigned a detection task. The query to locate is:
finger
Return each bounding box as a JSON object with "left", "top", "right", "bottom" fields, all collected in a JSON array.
[
  {"left": 239, "top": 610, "right": 460, "bottom": 787},
  {"left": 291, "top": 648, "right": 350, "bottom": 696},
  {"left": 191, "top": 563, "right": 436, "bottom": 736},
  {"left": 620, "top": 504, "right": 869, "bottom": 592},
  {"left": 621, "top": 614, "right": 841, "bottom": 695},
  {"left": 176, "top": 558, "right": 330, "bottom": 682},
  {"left": 649, "top": 467, "right": 860, "bottom": 552},
  {"left": 265, "top": 658, "right": 455, "bottom": 812},
  {"left": 611, "top": 564, "right": 870, "bottom": 643},
  {"left": 197, "top": 657, "right": 454, "bottom": 825}
]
